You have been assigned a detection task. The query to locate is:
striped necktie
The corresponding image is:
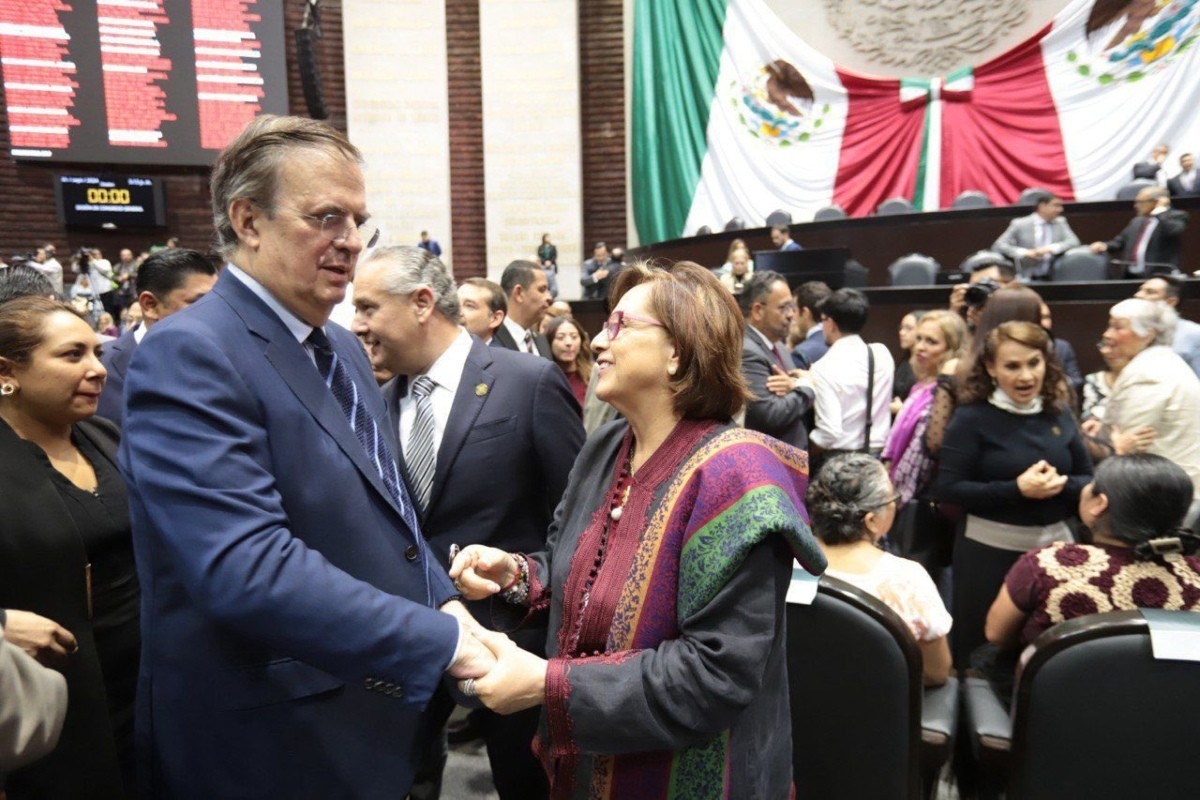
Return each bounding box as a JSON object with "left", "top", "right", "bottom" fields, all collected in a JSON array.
[
  {"left": 407, "top": 375, "right": 437, "bottom": 513},
  {"left": 524, "top": 330, "right": 536, "bottom": 354}
]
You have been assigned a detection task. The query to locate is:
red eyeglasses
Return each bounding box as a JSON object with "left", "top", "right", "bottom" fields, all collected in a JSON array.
[{"left": 603, "top": 310, "right": 666, "bottom": 340}]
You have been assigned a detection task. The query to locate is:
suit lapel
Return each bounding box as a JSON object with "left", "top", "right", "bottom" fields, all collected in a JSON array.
[
  {"left": 216, "top": 273, "right": 409, "bottom": 524},
  {"left": 492, "top": 325, "right": 518, "bottom": 351},
  {"left": 427, "top": 340, "right": 494, "bottom": 515}
]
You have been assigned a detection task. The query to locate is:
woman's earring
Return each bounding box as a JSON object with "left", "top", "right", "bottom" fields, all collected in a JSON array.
[
  {"left": 0, "top": 383, "right": 14, "bottom": 396},
  {"left": 667, "top": 366, "right": 677, "bottom": 377}
]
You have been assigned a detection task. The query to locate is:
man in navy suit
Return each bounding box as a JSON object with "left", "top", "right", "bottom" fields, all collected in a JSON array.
[
  {"left": 96, "top": 248, "right": 216, "bottom": 427},
  {"left": 491, "top": 260, "right": 552, "bottom": 357},
  {"left": 354, "top": 246, "right": 584, "bottom": 799},
  {"left": 119, "top": 115, "right": 495, "bottom": 798}
]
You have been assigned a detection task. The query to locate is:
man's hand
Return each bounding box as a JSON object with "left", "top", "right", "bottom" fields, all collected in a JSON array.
[
  {"left": 1113, "top": 425, "right": 1156, "bottom": 455},
  {"left": 464, "top": 629, "right": 548, "bottom": 715},
  {"left": 949, "top": 283, "right": 968, "bottom": 314},
  {"left": 593, "top": 268, "right": 610, "bottom": 282},
  {"left": 1089, "top": 241, "right": 1108, "bottom": 254},
  {"left": 446, "top": 615, "right": 498, "bottom": 680},
  {"left": 4, "top": 610, "right": 77, "bottom": 668}
]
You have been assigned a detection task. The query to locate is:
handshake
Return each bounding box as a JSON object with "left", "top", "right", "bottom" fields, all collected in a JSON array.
[{"left": 441, "top": 545, "right": 545, "bottom": 715}]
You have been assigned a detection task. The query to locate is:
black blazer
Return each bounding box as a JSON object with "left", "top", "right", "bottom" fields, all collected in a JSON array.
[
  {"left": 491, "top": 323, "right": 552, "bottom": 359},
  {"left": 1167, "top": 174, "right": 1200, "bottom": 198},
  {"left": 741, "top": 331, "right": 811, "bottom": 449},
  {"left": 382, "top": 337, "right": 584, "bottom": 636},
  {"left": 97, "top": 328, "right": 138, "bottom": 428},
  {"left": 1105, "top": 209, "right": 1189, "bottom": 271},
  {"left": 0, "top": 416, "right": 127, "bottom": 798}
]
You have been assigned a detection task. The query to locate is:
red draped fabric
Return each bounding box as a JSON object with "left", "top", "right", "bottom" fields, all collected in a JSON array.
[
  {"left": 940, "top": 24, "right": 1074, "bottom": 206},
  {"left": 832, "top": 71, "right": 925, "bottom": 217}
]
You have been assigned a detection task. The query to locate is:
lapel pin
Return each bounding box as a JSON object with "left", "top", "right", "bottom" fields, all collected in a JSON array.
[{"left": 475, "top": 383, "right": 489, "bottom": 397}]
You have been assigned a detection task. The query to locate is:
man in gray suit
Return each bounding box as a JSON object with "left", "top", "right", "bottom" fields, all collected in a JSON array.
[
  {"left": 739, "top": 271, "right": 813, "bottom": 448},
  {"left": 991, "top": 192, "right": 1080, "bottom": 281}
]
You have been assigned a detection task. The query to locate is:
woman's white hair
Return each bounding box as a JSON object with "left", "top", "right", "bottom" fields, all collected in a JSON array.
[{"left": 1109, "top": 297, "right": 1176, "bottom": 347}]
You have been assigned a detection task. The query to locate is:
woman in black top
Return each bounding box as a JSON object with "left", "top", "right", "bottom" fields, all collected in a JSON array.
[
  {"left": 936, "top": 321, "right": 1092, "bottom": 666},
  {"left": 0, "top": 296, "right": 135, "bottom": 798}
]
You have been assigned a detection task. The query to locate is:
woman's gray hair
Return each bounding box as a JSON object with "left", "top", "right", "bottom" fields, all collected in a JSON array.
[
  {"left": 805, "top": 453, "right": 892, "bottom": 545},
  {"left": 361, "top": 246, "right": 462, "bottom": 324},
  {"left": 1109, "top": 297, "right": 1176, "bottom": 346}
]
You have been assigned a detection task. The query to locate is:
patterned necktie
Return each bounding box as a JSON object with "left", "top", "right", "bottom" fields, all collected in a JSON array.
[
  {"left": 307, "top": 329, "right": 422, "bottom": 537},
  {"left": 772, "top": 343, "right": 789, "bottom": 372},
  {"left": 524, "top": 330, "right": 536, "bottom": 354},
  {"left": 407, "top": 376, "right": 437, "bottom": 513}
]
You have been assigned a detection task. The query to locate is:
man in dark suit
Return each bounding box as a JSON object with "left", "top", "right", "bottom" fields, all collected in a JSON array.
[
  {"left": 96, "top": 248, "right": 216, "bottom": 427},
  {"left": 739, "top": 271, "right": 813, "bottom": 448},
  {"left": 789, "top": 280, "right": 831, "bottom": 369},
  {"left": 1090, "top": 186, "right": 1189, "bottom": 276},
  {"left": 579, "top": 241, "right": 623, "bottom": 300},
  {"left": 353, "top": 246, "right": 584, "bottom": 799},
  {"left": 1167, "top": 153, "right": 1199, "bottom": 198},
  {"left": 119, "top": 115, "right": 495, "bottom": 799},
  {"left": 770, "top": 224, "right": 802, "bottom": 251},
  {"left": 492, "top": 260, "right": 552, "bottom": 357}
]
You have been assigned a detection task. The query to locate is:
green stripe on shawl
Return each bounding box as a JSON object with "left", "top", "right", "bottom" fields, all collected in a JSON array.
[
  {"left": 667, "top": 730, "right": 729, "bottom": 800},
  {"left": 678, "top": 483, "right": 805, "bottom": 620}
]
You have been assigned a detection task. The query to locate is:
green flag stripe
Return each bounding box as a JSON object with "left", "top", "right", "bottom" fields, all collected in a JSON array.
[{"left": 632, "top": 0, "right": 729, "bottom": 244}]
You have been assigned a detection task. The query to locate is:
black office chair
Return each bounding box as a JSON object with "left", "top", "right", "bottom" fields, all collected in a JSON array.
[
  {"left": 765, "top": 209, "right": 793, "bottom": 227},
  {"left": 1115, "top": 178, "right": 1156, "bottom": 200},
  {"left": 694, "top": 224, "right": 713, "bottom": 236},
  {"left": 889, "top": 254, "right": 940, "bottom": 286},
  {"left": 959, "top": 250, "right": 1008, "bottom": 274},
  {"left": 1016, "top": 187, "right": 1051, "bottom": 206},
  {"left": 877, "top": 197, "right": 915, "bottom": 216},
  {"left": 787, "top": 576, "right": 958, "bottom": 800},
  {"left": 952, "top": 190, "right": 992, "bottom": 210},
  {"left": 1052, "top": 246, "right": 1109, "bottom": 281},
  {"left": 724, "top": 216, "right": 746, "bottom": 231},
  {"left": 813, "top": 205, "right": 847, "bottom": 222},
  {"left": 965, "top": 610, "right": 1200, "bottom": 799}
]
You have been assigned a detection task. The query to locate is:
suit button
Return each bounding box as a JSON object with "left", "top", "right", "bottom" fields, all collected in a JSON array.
[{"left": 405, "top": 545, "right": 420, "bottom": 562}]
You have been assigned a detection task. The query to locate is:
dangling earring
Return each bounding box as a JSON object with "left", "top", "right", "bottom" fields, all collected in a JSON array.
[{"left": 0, "top": 383, "right": 14, "bottom": 396}]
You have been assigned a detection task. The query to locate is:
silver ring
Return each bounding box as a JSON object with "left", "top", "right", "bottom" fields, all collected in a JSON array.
[
  {"left": 460, "top": 678, "right": 477, "bottom": 697},
  {"left": 453, "top": 578, "right": 463, "bottom": 591}
]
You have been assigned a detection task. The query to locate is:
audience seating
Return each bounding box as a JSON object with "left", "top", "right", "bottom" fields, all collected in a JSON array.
[
  {"left": 813, "top": 205, "right": 847, "bottom": 222},
  {"left": 694, "top": 224, "right": 713, "bottom": 236},
  {"left": 787, "top": 576, "right": 958, "bottom": 800},
  {"left": 877, "top": 197, "right": 915, "bottom": 216},
  {"left": 765, "top": 209, "right": 793, "bottom": 226},
  {"left": 964, "top": 610, "right": 1200, "bottom": 800},
  {"left": 1016, "top": 187, "right": 1050, "bottom": 206},
  {"left": 952, "top": 190, "right": 992, "bottom": 210},
  {"left": 1051, "top": 246, "right": 1109, "bottom": 281},
  {"left": 959, "top": 250, "right": 1008, "bottom": 274},
  {"left": 889, "top": 254, "right": 940, "bottom": 286},
  {"left": 1115, "top": 178, "right": 1156, "bottom": 200},
  {"left": 724, "top": 216, "right": 746, "bottom": 231}
]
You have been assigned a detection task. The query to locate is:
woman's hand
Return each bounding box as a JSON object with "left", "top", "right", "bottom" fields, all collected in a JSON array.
[
  {"left": 1113, "top": 425, "right": 1156, "bottom": 455},
  {"left": 4, "top": 610, "right": 77, "bottom": 668},
  {"left": 1016, "top": 460, "right": 1068, "bottom": 499},
  {"left": 449, "top": 545, "right": 518, "bottom": 601},
  {"left": 463, "top": 628, "right": 547, "bottom": 715}
]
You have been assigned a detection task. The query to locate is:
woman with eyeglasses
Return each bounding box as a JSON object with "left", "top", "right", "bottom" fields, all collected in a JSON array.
[
  {"left": 808, "top": 453, "right": 952, "bottom": 686},
  {"left": 448, "top": 262, "right": 825, "bottom": 799}
]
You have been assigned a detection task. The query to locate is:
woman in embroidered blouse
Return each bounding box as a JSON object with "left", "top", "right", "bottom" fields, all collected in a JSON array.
[
  {"left": 808, "top": 453, "right": 952, "bottom": 686},
  {"left": 450, "top": 261, "right": 826, "bottom": 800},
  {"left": 986, "top": 453, "right": 1200, "bottom": 649},
  {"left": 0, "top": 296, "right": 136, "bottom": 798},
  {"left": 544, "top": 316, "right": 592, "bottom": 412},
  {"left": 936, "top": 321, "right": 1093, "bottom": 666}
]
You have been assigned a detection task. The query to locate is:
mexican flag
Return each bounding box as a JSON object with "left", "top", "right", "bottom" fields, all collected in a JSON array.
[{"left": 633, "top": 0, "right": 1200, "bottom": 244}]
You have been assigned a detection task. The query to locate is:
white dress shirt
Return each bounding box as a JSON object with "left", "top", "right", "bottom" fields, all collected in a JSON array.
[
  {"left": 809, "top": 334, "right": 895, "bottom": 451},
  {"left": 501, "top": 316, "right": 538, "bottom": 354},
  {"left": 398, "top": 328, "right": 472, "bottom": 461}
]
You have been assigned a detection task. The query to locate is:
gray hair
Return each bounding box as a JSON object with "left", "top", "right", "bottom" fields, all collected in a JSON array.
[
  {"left": 805, "top": 454, "right": 892, "bottom": 545},
  {"left": 210, "top": 115, "right": 363, "bottom": 260},
  {"left": 1110, "top": 297, "right": 1176, "bottom": 347},
  {"left": 361, "top": 246, "right": 461, "bottom": 324}
]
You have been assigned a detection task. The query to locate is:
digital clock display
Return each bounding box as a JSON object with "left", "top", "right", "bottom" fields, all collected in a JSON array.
[{"left": 55, "top": 175, "right": 166, "bottom": 227}]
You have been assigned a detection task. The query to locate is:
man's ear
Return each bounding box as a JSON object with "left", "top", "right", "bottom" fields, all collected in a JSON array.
[
  {"left": 139, "top": 291, "right": 162, "bottom": 323},
  {"left": 411, "top": 287, "right": 436, "bottom": 319},
  {"left": 229, "top": 198, "right": 262, "bottom": 251}
]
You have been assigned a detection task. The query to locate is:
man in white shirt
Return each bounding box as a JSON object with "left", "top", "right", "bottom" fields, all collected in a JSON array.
[
  {"left": 457, "top": 277, "right": 506, "bottom": 344},
  {"left": 991, "top": 192, "right": 1081, "bottom": 281},
  {"left": 1135, "top": 274, "right": 1200, "bottom": 376},
  {"left": 493, "top": 260, "right": 551, "bottom": 357},
  {"left": 30, "top": 245, "right": 63, "bottom": 297},
  {"left": 807, "top": 288, "right": 894, "bottom": 458},
  {"left": 1167, "top": 152, "right": 1199, "bottom": 198},
  {"left": 354, "top": 245, "right": 583, "bottom": 800}
]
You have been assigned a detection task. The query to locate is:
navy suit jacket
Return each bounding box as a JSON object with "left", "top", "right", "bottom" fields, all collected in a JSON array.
[
  {"left": 742, "top": 330, "right": 811, "bottom": 449},
  {"left": 382, "top": 338, "right": 583, "bottom": 629},
  {"left": 96, "top": 328, "right": 138, "bottom": 427},
  {"left": 119, "top": 269, "right": 459, "bottom": 798}
]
